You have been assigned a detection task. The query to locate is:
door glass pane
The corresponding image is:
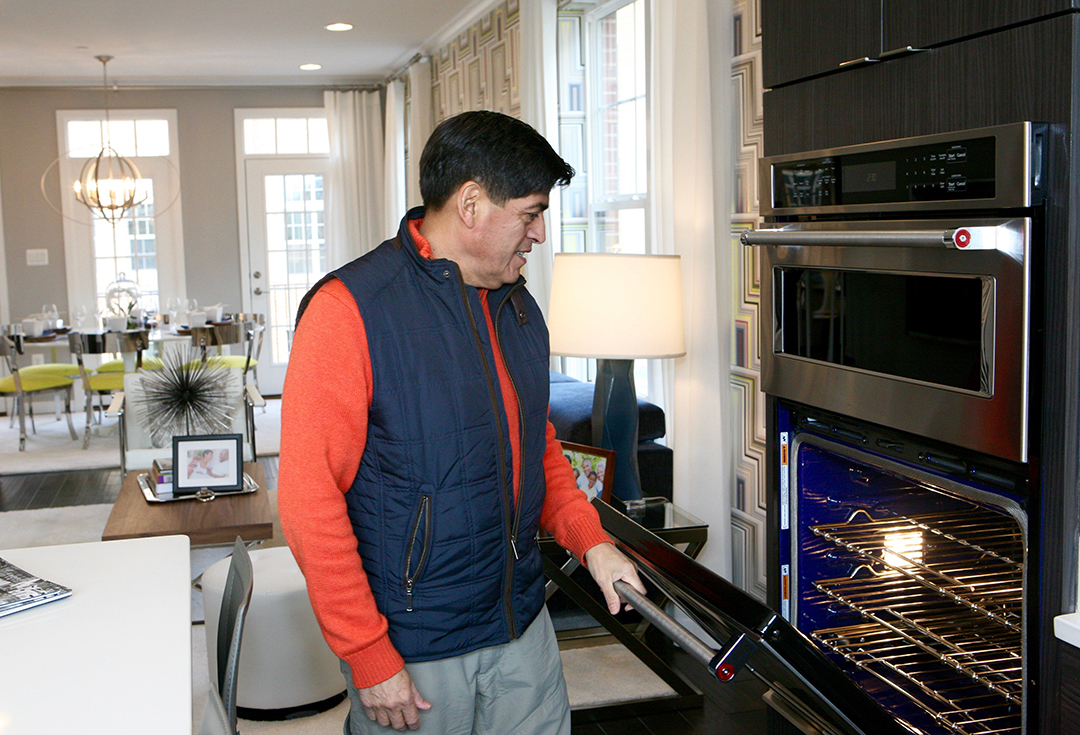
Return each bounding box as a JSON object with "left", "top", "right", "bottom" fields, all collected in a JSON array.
[{"left": 262, "top": 173, "right": 327, "bottom": 363}]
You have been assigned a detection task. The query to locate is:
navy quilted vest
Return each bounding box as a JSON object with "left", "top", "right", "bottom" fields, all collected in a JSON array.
[{"left": 302, "top": 208, "right": 550, "bottom": 662}]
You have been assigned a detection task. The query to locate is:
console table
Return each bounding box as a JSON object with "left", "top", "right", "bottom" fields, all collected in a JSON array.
[
  {"left": 102, "top": 461, "right": 272, "bottom": 546},
  {"left": 540, "top": 498, "right": 708, "bottom": 718}
]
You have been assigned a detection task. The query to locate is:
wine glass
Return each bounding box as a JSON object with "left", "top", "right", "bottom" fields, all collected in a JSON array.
[
  {"left": 185, "top": 297, "right": 199, "bottom": 315},
  {"left": 42, "top": 303, "right": 59, "bottom": 330},
  {"left": 167, "top": 296, "right": 182, "bottom": 326},
  {"left": 72, "top": 305, "right": 87, "bottom": 329}
]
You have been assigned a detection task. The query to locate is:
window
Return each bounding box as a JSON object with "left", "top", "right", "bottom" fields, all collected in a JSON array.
[
  {"left": 56, "top": 110, "right": 184, "bottom": 318},
  {"left": 557, "top": 0, "right": 652, "bottom": 388}
]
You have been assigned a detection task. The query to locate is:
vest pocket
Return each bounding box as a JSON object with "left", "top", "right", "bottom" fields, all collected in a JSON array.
[{"left": 403, "top": 492, "right": 432, "bottom": 612}]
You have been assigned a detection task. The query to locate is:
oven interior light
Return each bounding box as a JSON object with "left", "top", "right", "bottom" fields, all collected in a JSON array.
[{"left": 882, "top": 530, "right": 923, "bottom": 569}]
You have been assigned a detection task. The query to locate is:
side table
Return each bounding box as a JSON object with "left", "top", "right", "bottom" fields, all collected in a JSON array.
[{"left": 540, "top": 498, "right": 708, "bottom": 718}]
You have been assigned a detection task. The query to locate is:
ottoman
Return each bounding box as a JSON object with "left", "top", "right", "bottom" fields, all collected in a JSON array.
[{"left": 202, "top": 545, "right": 345, "bottom": 719}]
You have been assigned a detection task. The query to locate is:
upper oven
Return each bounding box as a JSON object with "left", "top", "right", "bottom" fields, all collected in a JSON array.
[{"left": 743, "top": 122, "right": 1047, "bottom": 464}]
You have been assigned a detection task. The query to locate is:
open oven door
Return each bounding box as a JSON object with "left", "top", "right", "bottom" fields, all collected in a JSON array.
[{"left": 595, "top": 500, "right": 912, "bottom": 735}]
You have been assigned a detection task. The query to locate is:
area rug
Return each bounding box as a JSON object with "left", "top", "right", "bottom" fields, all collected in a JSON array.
[
  {"left": 0, "top": 503, "right": 113, "bottom": 549},
  {"left": 189, "top": 633, "right": 675, "bottom": 734},
  {"left": 0, "top": 398, "right": 282, "bottom": 475}
]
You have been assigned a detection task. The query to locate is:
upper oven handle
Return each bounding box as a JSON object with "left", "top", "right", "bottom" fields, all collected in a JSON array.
[{"left": 741, "top": 227, "right": 985, "bottom": 249}]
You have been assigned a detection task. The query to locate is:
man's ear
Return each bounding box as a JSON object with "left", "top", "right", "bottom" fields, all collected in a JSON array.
[{"left": 457, "top": 181, "right": 483, "bottom": 227}]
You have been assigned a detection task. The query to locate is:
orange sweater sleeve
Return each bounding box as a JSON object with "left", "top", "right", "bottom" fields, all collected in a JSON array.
[{"left": 277, "top": 278, "right": 405, "bottom": 689}]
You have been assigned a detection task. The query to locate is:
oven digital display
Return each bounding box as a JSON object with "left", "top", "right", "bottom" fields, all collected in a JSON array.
[{"left": 842, "top": 161, "right": 896, "bottom": 194}]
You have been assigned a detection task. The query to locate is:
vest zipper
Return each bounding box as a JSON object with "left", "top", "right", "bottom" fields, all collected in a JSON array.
[
  {"left": 403, "top": 494, "right": 432, "bottom": 612},
  {"left": 494, "top": 284, "right": 527, "bottom": 556},
  {"left": 454, "top": 274, "right": 518, "bottom": 639}
]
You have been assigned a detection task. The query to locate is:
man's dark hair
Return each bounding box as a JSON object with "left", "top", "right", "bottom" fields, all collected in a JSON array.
[{"left": 419, "top": 110, "right": 574, "bottom": 210}]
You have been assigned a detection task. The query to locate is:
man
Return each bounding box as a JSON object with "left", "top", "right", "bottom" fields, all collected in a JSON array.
[{"left": 278, "top": 110, "right": 645, "bottom": 735}]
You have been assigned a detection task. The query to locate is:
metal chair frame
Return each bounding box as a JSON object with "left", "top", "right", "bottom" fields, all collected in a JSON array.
[{"left": 0, "top": 334, "right": 77, "bottom": 451}]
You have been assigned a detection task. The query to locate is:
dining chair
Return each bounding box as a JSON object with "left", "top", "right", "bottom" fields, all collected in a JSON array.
[
  {"left": 68, "top": 330, "right": 152, "bottom": 448},
  {"left": 190, "top": 314, "right": 265, "bottom": 390},
  {"left": 0, "top": 334, "right": 78, "bottom": 451},
  {"left": 198, "top": 536, "right": 253, "bottom": 735}
]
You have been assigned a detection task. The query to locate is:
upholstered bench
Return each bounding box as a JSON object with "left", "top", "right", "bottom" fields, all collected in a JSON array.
[{"left": 547, "top": 371, "right": 673, "bottom": 500}]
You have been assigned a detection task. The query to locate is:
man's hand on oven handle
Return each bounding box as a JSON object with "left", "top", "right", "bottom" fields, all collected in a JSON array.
[
  {"left": 584, "top": 541, "right": 647, "bottom": 614},
  {"left": 358, "top": 667, "right": 432, "bottom": 732}
]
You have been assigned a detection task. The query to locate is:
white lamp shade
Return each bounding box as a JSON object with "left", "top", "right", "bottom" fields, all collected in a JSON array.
[{"left": 547, "top": 253, "right": 686, "bottom": 359}]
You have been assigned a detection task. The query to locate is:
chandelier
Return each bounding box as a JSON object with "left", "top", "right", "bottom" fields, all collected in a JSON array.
[{"left": 73, "top": 55, "right": 147, "bottom": 224}]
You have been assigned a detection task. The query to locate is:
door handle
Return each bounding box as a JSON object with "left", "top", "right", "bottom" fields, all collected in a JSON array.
[{"left": 253, "top": 287, "right": 264, "bottom": 296}]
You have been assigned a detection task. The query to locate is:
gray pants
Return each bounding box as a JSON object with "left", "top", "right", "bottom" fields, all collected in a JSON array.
[{"left": 342, "top": 606, "right": 571, "bottom": 735}]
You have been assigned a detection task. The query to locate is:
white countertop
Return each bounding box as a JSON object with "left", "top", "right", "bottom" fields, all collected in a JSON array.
[
  {"left": 0, "top": 535, "right": 192, "bottom": 735},
  {"left": 1055, "top": 612, "right": 1080, "bottom": 649}
]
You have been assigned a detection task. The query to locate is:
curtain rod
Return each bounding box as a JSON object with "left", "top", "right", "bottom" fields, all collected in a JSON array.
[{"left": 386, "top": 53, "right": 426, "bottom": 84}]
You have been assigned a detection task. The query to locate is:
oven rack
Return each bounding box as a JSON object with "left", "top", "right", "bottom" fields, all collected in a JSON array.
[
  {"left": 810, "top": 509, "right": 1023, "bottom": 630},
  {"left": 812, "top": 573, "right": 1022, "bottom": 696},
  {"left": 812, "top": 621, "right": 1021, "bottom": 735}
]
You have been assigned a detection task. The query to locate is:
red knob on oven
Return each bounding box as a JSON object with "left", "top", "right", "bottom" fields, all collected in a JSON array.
[
  {"left": 954, "top": 228, "right": 972, "bottom": 248},
  {"left": 716, "top": 662, "right": 736, "bottom": 681}
]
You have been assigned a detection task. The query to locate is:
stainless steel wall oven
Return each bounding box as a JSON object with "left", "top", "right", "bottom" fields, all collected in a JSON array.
[{"left": 742, "top": 123, "right": 1048, "bottom": 735}]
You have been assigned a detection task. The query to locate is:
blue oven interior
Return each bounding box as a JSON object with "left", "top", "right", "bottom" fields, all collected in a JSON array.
[{"left": 778, "top": 403, "right": 1027, "bottom": 735}]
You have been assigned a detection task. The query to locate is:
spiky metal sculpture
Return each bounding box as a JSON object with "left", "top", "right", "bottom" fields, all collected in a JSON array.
[{"left": 134, "top": 346, "right": 237, "bottom": 447}]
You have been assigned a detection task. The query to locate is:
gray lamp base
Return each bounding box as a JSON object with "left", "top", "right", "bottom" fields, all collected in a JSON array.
[{"left": 591, "top": 358, "right": 642, "bottom": 501}]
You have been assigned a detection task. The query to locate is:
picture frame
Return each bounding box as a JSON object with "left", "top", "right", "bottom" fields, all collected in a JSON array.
[
  {"left": 172, "top": 434, "right": 244, "bottom": 494},
  {"left": 559, "top": 441, "right": 615, "bottom": 503}
]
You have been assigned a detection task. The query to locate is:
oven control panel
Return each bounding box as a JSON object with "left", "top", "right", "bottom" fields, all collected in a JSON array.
[
  {"left": 773, "top": 136, "right": 996, "bottom": 208},
  {"left": 762, "top": 122, "right": 1045, "bottom": 215}
]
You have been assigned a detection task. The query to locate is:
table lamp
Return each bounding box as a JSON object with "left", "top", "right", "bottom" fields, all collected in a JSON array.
[{"left": 548, "top": 253, "right": 686, "bottom": 501}]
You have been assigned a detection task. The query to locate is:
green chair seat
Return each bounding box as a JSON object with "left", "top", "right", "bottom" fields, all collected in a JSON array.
[
  {"left": 205, "top": 355, "right": 258, "bottom": 370},
  {"left": 85, "top": 372, "right": 127, "bottom": 392},
  {"left": 0, "top": 373, "right": 75, "bottom": 393},
  {"left": 18, "top": 362, "right": 81, "bottom": 378},
  {"left": 97, "top": 356, "right": 164, "bottom": 372}
]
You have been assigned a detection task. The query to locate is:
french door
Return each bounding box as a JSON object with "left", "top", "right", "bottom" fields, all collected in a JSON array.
[{"left": 243, "top": 157, "right": 330, "bottom": 395}]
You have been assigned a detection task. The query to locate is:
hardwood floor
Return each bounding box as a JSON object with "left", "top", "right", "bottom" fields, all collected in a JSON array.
[{"left": 0, "top": 456, "right": 767, "bottom": 735}]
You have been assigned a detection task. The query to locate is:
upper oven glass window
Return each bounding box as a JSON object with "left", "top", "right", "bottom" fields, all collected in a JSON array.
[{"left": 776, "top": 268, "right": 991, "bottom": 394}]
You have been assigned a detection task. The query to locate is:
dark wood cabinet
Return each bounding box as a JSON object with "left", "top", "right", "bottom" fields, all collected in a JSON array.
[
  {"left": 763, "top": 0, "right": 1079, "bottom": 89},
  {"left": 761, "top": 1, "right": 879, "bottom": 89}
]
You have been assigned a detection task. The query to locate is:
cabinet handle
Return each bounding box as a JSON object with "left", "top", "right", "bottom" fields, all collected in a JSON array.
[
  {"left": 837, "top": 56, "right": 879, "bottom": 70},
  {"left": 878, "top": 45, "right": 926, "bottom": 60}
]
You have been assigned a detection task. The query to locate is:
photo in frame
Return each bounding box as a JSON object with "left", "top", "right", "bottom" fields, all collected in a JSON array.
[
  {"left": 172, "top": 434, "right": 243, "bottom": 494},
  {"left": 559, "top": 441, "right": 615, "bottom": 503}
]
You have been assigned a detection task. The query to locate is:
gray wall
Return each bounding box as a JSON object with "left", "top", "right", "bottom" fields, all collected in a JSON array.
[{"left": 0, "top": 86, "right": 324, "bottom": 321}]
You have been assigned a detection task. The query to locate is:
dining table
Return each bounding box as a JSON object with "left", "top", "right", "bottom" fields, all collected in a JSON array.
[{"left": 0, "top": 535, "right": 192, "bottom": 734}]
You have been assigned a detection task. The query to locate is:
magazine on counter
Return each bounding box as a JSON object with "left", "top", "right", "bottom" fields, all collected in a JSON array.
[{"left": 0, "top": 557, "right": 72, "bottom": 617}]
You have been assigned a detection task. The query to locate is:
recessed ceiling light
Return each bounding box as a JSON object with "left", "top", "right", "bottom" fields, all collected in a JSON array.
[
  {"left": 300, "top": 63, "right": 322, "bottom": 71},
  {"left": 325, "top": 23, "right": 353, "bottom": 32}
]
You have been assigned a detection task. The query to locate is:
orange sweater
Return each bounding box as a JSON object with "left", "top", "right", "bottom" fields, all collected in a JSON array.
[{"left": 278, "top": 224, "right": 611, "bottom": 688}]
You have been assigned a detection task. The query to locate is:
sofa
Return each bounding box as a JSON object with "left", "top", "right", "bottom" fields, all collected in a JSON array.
[{"left": 547, "top": 370, "right": 673, "bottom": 501}]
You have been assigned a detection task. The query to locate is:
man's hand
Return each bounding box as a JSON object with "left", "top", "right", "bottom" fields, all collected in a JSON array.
[
  {"left": 583, "top": 542, "right": 647, "bottom": 614},
  {"left": 359, "top": 667, "right": 432, "bottom": 731}
]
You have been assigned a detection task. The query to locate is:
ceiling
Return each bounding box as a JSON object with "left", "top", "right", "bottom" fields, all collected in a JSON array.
[{"left": 0, "top": 0, "right": 482, "bottom": 88}]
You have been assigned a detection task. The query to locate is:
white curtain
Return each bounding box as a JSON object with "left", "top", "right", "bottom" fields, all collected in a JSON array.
[
  {"left": 323, "top": 89, "right": 387, "bottom": 267},
  {"left": 651, "top": 0, "right": 734, "bottom": 578},
  {"left": 407, "top": 60, "right": 434, "bottom": 209},
  {"left": 384, "top": 80, "right": 408, "bottom": 229},
  {"left": 518, "top": 0, "right": 562, "bottom": 318}
]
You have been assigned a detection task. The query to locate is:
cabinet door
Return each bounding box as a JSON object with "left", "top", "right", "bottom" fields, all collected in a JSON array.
[
  {"left": 762, "top": 0, "right": 880, "bottom": 89},
  {"left": 882, "top": 0, "right": 1079, "bottom": 52}
]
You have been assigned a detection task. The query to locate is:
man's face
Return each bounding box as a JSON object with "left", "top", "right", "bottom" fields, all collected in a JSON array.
[{"left": 468, "top": 190, "right": 549, "bottom": 288}]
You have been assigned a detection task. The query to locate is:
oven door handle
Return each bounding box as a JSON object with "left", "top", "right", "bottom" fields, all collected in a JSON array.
[
  {"left": 741, "top": 227, "right": 993, "bottom": 249},
  {"left": 614, "top": 579, "right": 761, "bottom": 682}
]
